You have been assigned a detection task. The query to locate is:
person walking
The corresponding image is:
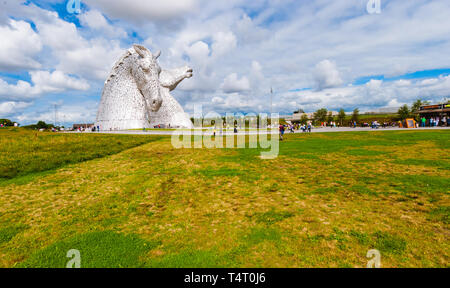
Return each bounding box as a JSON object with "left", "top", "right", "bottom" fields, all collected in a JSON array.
[{"left": 279, "top": 124, "right": 285, "bottom": 140}]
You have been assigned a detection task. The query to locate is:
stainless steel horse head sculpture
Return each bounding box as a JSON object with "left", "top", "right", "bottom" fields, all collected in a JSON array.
[{"left": 96, "top": 44, "right": 193, "bottom": 130}]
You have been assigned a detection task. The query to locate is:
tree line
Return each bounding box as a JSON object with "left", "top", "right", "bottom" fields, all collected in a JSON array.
[
  {"left": 306, "top": 99, "right": 439, "bottom": 126},
  {"left": 309, "top": 108, "right": 359, "bottom": 126}
]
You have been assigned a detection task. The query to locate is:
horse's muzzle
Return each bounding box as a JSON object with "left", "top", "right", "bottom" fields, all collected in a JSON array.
[{"left": 139, "top": 87, "right": 163, "bottom": 112}]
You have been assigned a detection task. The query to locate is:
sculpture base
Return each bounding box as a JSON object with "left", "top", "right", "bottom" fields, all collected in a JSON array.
[{"left": 95, "top": 119, "right": 150, "bottom": 131}]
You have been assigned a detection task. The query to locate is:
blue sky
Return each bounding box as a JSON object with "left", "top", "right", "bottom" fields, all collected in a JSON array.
[
  {"left": 353, "top": 69, "right": 450, "bottom": 85},
  {"left": 1, "top": 0, "right": 450, "bottom": 125}
]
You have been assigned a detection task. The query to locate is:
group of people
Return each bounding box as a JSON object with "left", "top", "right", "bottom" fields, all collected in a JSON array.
[
  {"left": 279, "top": 122, "right": 312, "bottom": 140},
  {"left": 299, "top": 123, "right": 312, "bottom": 133},
  {"left": 319, "top": 121, "right": 338, "bottom": 128},
  {"left": 420, "top": 116, "right": 449, "bottom": 127},
  {"left": 76, "top": 125, "right": 100, "bottom": 132},
  {"left": 371, "top": 121, "right": 380, "bottom": 129}
]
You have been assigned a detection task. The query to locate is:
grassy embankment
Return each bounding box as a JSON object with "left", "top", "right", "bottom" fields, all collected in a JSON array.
[{"left": 0, "top": 127, "right": 448, "bottom": 267}]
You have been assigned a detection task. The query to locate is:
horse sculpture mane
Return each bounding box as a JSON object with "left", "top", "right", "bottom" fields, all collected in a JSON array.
[
  {"left": 96, "top": 44, "right": 193, "bottom": 130},
  {"left": 105, "top": 49, "right": 132, "bottom": 85}
]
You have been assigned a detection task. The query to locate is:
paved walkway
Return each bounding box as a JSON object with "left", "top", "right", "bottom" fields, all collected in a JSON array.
[{"left": 67, "top": 126, "right": 450, "bottom": 136}]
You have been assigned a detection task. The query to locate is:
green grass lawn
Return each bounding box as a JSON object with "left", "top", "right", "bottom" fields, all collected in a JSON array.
[
  {"left": 0, "top": 128, "right": 448, "bottom": 267},
  {"left": 0, "top": 128, "right": 163, "bottom": 180}
]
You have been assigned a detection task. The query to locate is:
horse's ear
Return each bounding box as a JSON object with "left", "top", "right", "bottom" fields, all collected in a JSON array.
[
  {"left": 133, "top": 44, "right": 149, "bottom": 58},
  {"left": 154, "top": 50, "right": 161, "bottom": 59}
]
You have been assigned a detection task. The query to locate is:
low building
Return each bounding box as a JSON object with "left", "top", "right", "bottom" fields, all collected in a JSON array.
[
  {"left": 73, "top": 123, "right": 95, "bottom": 130},
  {"left": 287, "top": 111, "right": 339, "bottom": 122},
  {"left": 365, "top": 107, "right": 400, "bottom": 114},
  {"left": 416, "top": 103, "right": 450, "bottom": 126}
]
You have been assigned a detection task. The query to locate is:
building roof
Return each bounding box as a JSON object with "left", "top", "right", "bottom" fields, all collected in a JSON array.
[{"left": 417, "top": 103, "right": 450, "bottom": 114}]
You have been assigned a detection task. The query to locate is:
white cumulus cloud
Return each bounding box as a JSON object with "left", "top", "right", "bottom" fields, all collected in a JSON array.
[
  {"left": 0, "top": 101, "right": 31, "bottom": 117},
  {"left": 0, "top": 70, "right": 89, "bottom": 102},
  {"left": 30, "top": 70, "right": 90, "bottom": 92},
  {"left": 0, "top": 19, "right": 42, "bottom": 70},
  {"left": 221, "top": 73, "right": 250, "bottom": 93},
  {"left": 78, "top": 9, "right": 127, "bottom": 38},
  {"left": 313, "top": 60, "right": 343, "bottom": 90}
]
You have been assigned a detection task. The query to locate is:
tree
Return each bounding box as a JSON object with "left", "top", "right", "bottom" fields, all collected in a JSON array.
[
  {"left": 0, "top": 119, "right": 13, "bottom": 126},
  {"left": 398, "top": 104, "right": 410, "bottom": 120},
  {"left": 351, "top": 108, "right": 359, "bottom": 123},
  {"left": 300, "top": 114, "right": 309, "bottom": 125},
  {"left": 314, "top": 108, "right": 328, "bottom": 123},
  {"left": 327, "top": 111, "right": 334, "bottom": 124},
  {"left": 411, "top": 99, "right": 429, "bottom": 121},
  {"left": 338, "top": 109, "right": 346, "bottom": 126},
  {"left": 36, "top": 121, "right": 49, "bottom": 129},
  {"left": 411, "top": 99, "right": 423, "bottom": 113}
]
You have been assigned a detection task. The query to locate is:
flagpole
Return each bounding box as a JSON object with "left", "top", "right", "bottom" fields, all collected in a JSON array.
[
  {"left": 270, "top": 87, "right": 273, "bottom": 114},
  {"left": 270, "top": 87, "right": 273, "bottom": 128}
]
